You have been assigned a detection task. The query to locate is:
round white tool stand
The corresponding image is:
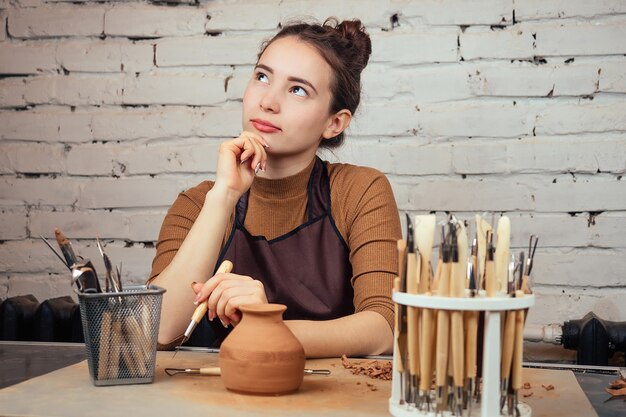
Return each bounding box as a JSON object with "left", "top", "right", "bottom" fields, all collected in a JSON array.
[{"left": 389, "top": 291, "right": 535, "bottom": 417}]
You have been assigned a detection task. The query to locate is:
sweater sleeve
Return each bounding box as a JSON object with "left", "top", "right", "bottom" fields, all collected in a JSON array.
[
  {"left": 329, "top": 164, "right": 402, "bottom": 331},
  {"left": 147, "top": 181, "right": 213, "bottom": 283}
]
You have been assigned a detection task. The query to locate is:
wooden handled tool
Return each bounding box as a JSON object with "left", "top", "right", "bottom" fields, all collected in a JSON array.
[
  {"left": 484, "top": 231, "right": 497, "bottom": 297},
  {"left": 394, "top": 239, "right": 409, "bottom": 403},
  {"left": 406, "top": 249, "right": 421, "bottom": 404},
  {"left": 495, "top": 216, "right": 510, "bottom": 294},
  {"left": 475, "top": 215, "right": 492, "bottom": 290},
  {"left": 450, "top": 222, "right": 467, "bottom": 415},
  {"left": 435, "top": 225, "right": 452, "bottom": 413},
  {"left": 415, "top": 215, "right": 436, "bottom": 295},
  {"left": 511, "top": 290, "right": 526, "bottom": 415}
]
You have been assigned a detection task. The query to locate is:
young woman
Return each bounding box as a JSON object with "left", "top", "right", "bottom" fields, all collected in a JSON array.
[{"left": 149, "top": 18, "right": 402, "bottom": 358}]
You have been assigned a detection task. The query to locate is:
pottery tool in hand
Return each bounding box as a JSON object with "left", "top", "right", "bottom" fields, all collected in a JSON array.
[
  {"left": 394, "top": 238, "right": 409, "bottom": 404},
  {"left": 174, "top": 260, "right": 234, "bottom": 357}
]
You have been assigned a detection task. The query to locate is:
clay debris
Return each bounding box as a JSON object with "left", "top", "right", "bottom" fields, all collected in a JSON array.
[
  {"left": 341, "top": 354, "right": 393, "bottom": 381},
  {"left": 605, "top": 375, "right": 626, "bottom": 396}
]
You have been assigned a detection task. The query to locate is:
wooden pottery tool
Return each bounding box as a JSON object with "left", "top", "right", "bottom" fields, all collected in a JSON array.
[
  {"left": 495, "top": 216, "right": 511, "bottom": 294},
  {"left": 405, "top": 215, "right": 421, "bottom": 405},
  {"left": 394, "top": 238, "right": 409, "bottom": 404},
  {"left": 450, "top": 221, "right": 467, "bottom": 416}
]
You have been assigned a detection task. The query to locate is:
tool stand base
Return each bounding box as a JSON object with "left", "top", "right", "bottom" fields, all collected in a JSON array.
[{"left": 389, "top": 399, "right": 532, "bottom": 417}]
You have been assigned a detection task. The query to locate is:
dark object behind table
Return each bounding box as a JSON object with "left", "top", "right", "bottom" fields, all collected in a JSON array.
[
  {"left": 563, "top": 312, "right": 626, "bottom": 366},
  {"left": 33, "top": 296, "right": 82, "bottom": 343},
  {"left": 0, "top": 295, "right": 40, "bottom": 341}
]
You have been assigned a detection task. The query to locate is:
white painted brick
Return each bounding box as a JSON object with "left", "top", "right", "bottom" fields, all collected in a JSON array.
[
  {"left": 0, "top": 9, "right": 6, "bottom": 42},
  {"left": 532, "top": 180, "right": 626, "bottom": 212},
  {"left": 121, "top": 72, "right": 226, "bottom": 106},
  {"left": 71, "top": 242, "right": 155, "bottom": 284},
  {"left": 0, "top": 77, "right": 28, "bottom": 108},
  {"left": 0, "top": 143, "right": 65, "bottom": 173},
  {"left": 527, "top": 287, "right": 626, "bottom": 326},
  {"left": 349, "top": 100, "right": 417, "bottom": 137},
  {"left": 277, "top": 0, "right": 391, "bottom": 28},
  {"left": 0, "top": 240, "right": 69, "bottom": 274},
  {"left": 8, "top": 5, "right": 104, "bottom": 38},
  {"left": 2, "top": 273, "right": 72, "bottom": 302},
  {"left": 78, "top": 178, "right": 186, "bottom": 209},
  {"left": 468, "top": 62, "right": 599, "bottom": 97},
  {"left": 0, "top": 42, "right": 57, "bottom": 74},
  {"left": 362, "top": 64, "right": 473, "bottom": 102},
  {"left": 57, "top": 39, "right": 154, "bottom": 73},
  {"left": 399, "top": 0, "right": 512, "bottom": 25},
  {"left": 599, "top": 59, "right": 626, "bottom": 93},
  {"left": 515, "top": 0, "right": 626, "bottom": 20},
  {"left": 532, "top": 250, "right": 626, "bottom": 287},
  {"left": 105, "top": 4, "right": 206, "bottom": 37},
  {"left": 417, "top": 101, "right": 535, "bottom": 138},
  {"left": 91, "top": 107, "right": 195, "bottom": 141},
  {"left": 193, "top": 105, "right": 242, "bottom": 138},
  {"left": 460, "top": 25, "right": 534, "bottom": 60},
  {"left": 205, "top": 0, "right": 280, "bottom": 31},
  {"left": 530, "top": 17, "right": 626, "bottom": 56},
  {"left": 224, "top": 67, "right": 252, "bottom": 100},
  {"left": 0, "top": 212, "right": 28, "bottom": 239},
  {"left": 156, "top": 35, "right": 262, "bottom": 67},
  {"left": 535, "top": 100, "right": 626, "bottom": 135},
  {"left": 452, "top": 136, "right": 626, "bottom": 174},
  {"left": 0, "top": 178, "right": 80, "bottom": 207},
  {"left": 29, "top": 210, "right": 129, "bottom": 239},
  {"left": 66, "top": 143, "right": 118, "bottom": 176},
  {"left": 0, "top": 109, "right": 92, "bottom": 142},
  {"left": 23, "top": 74, "right": 123, "bottom": 106},
  {"left": 370, "top": 29, "right": 458, "bottom": 65},
  {"left": 128, "top": 212, "right": 166, "bottom": 242}
]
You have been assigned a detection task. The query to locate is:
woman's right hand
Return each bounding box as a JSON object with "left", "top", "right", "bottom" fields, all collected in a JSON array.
[{"left": 212, "top": 131, "right": 269, "bottom": 203}]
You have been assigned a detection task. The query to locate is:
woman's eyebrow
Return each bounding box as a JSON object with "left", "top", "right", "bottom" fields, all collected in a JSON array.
[{"left": 255, "top": 63, "right": 318, "bottom": 95}]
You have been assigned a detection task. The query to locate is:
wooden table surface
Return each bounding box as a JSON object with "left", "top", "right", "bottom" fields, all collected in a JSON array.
[{"left": 0, "top": 350, "right": 598, "bottom": 417}]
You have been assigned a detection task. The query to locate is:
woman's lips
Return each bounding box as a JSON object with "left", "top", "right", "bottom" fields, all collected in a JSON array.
[{"left": 251, "top": 119, "right": 281, "bottom": 133}]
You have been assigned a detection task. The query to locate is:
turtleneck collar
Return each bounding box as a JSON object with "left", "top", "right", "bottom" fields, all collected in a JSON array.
[{"left": 250, "top": 157, "right": 317, "bottom": 199}]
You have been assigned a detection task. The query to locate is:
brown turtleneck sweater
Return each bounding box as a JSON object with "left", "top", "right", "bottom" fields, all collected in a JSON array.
[{"left": 149, "top": 159, "right": 402, "bottom": 330}]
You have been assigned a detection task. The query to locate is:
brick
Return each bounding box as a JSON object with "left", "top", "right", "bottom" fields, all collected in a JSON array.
[
  {"left": 78, "top": 178, "right": 186, "bottom": 209},
  {"left": 0, "top": 178, "right": 81, "bottom": 207},
  {"left": 532, "top": 250, "right": 626, "bottom": 287},
  {"left": 469, "top": 62, "right": 599, "bottom": 97},
  {"left": 515, "top": 0, "right": 626, "bottom": 20},
  {"left": 532, "top": 180, "right": 626, "bottom": 212},
  {"left": 156, "top": 35, "right": 262, "bottom": 67},
  {"left": 362, "top": 64, "right": 473, "bottom": 102},
  {"left": 205, "top": 0, "right": 280, "bottom": 31},
  {"left": 57, "top": 39, "right": 154, "bottom": 73},
  {"left": 91, "top": 107, "right": 195, "bottom": 141},
  {"left": 105, "top": 4, "right": 206, "bottom": 37},
  {"left": 0, "top": 212, "right": 28, "bottom": 240},
  {"left": 8, "top": 5, "right": 104, "bottom": 38},
  {"left": 599, "top": 59, "right": 626, "bottom": 93},
  {"left": 23, "top": 74, "right": 123, "bottom": 106},
  {"left": 0, "top": 142, "right": 65, "bottom": 173},
  {"left": 193, "top": 105, "right": 242, "bottom": 138},
  {"left": 29, "top": 210, "right": 129, "bottom": 239},
  {"left": 349, "top": 100, "right": 418, "bottom": 137},
  {"left": 121, "top": 72, "right": 226, "bottom": 106},
  {"left": 128, "top": 212, "right": 166, "bottom": 242},
  {"left": 460, "top": 25, "right": 534, "bottom": 60},
  {"left": 0, "top": 108, "right": 92, "bottom": 142},
  {"left": 535, "top": 100, "right": 626, "bottom": 135},
  {"left": 1, "top": 273, "right": 71, "bottom": 302},
  {"left": 225, "top": 67, "right": 252, "bottom": 101},
  {"left": 0, "top": 42, "right": 58, "bottom": 74},
  {"left": 530, "top": 18, "right": 626, "bottom": 56},
  {"left": 418, "top": 101, "right": 535, "bottom": 138},
  {"left": 71, "top": 242, "right": 155, "bottom": 284},
  {"left": 0, "top": 240, "right": 69, "bottom": 274},
  {"left": 66, "top": 143, "right": 117, "bottom": 176},
  {"left": 452, "top": 136, "right": 626, "bottom": 174},
  {"left": 399, "top": 0, "right": 512, "bottom": 25},
  {"left": 276, "top": 0, "right": 391, "bottom": 28},
  {"left": 370, "top": 29, "right": 458, "bottom": 65},
  {"left": 0, "top": 77, "right": 28, "bottom": 108},
  {"left": 527, "top": 287, "right": 626, "bottom": 326},
  {"left": 0, "top": 9, "right": 6, "bottom": 42}
]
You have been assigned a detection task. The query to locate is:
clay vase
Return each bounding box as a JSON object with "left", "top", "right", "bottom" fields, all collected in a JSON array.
[{"left": 219, "top": 303, "right": 305, "bottom": 395}]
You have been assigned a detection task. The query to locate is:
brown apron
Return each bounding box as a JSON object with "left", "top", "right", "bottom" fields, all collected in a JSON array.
[{"left": 188, "top": 157, "right": 354, "bottom": 347}]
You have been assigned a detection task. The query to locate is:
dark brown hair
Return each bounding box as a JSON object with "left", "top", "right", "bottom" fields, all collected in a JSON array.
[{"left": 258, "top": 18, "right": 372, "bottom": 148}]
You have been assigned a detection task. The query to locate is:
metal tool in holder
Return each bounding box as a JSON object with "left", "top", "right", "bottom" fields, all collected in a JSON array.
[
  {"left": 77, "top": 285, "right": 165, "bottom": 386},
  {"left": 389, "top": 292, "right": 535, "bottom": 417}
]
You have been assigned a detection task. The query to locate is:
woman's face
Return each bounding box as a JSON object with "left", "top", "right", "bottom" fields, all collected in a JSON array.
[{"left": 242, "top": 36, "right": 336, "bottom": 162}]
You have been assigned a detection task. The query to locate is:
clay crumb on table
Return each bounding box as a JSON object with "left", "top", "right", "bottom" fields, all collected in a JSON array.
[
  {"left": 541, "top": 384, "right": 555, "bottom": 391},
  {"left": 522, "top": 382, "right": 531, "bottom": 390},
  {"left": 340, "top": 354, "right": 393, "bottom": 381},
  {"left": 605, "top": 375, "right": 626, "bottom": 396}
]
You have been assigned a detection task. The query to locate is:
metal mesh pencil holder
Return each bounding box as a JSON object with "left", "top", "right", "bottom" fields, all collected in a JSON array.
[{"left": 77, "top": 285, "right": 166, "bottom": 386}]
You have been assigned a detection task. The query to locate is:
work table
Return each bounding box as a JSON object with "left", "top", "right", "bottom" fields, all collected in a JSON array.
[{"left": 0, "top": 342, "right": 613, "bottom": 417}]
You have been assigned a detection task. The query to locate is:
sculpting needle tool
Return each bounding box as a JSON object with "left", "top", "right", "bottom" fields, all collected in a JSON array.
[{"left": 173, "top": 260, "right": 234, "bottom": 358}]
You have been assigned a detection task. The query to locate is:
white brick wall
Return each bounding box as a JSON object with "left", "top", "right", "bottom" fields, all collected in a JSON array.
[{"left": 1, "top": 0, "right": 625, "bottom": 336}]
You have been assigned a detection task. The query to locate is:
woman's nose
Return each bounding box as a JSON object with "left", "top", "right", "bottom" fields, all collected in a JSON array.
[{"left": 259, "top": 89, "right": 280, "bottom": 113}]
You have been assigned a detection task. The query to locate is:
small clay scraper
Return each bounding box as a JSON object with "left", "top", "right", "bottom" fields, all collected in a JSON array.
[{"left": 173, "top": 260, "right": 234, "bottom": 357}]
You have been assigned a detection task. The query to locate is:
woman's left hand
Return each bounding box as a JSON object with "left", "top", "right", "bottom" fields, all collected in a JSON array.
[{"left": 192, "top": 272, "right": 268, "bottom": 327}]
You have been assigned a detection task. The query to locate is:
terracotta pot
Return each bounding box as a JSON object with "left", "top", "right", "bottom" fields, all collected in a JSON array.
[{"left": 219, "top": 303, "right": 305, "bottom": 395}]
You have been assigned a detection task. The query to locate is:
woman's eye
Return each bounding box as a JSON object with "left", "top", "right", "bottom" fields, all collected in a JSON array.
[
  {"left": 256, "top": 73, "right": 269, "bottom": 83},
  {"left": 291, "top": 86, "right": 307, "bottom": 97}
]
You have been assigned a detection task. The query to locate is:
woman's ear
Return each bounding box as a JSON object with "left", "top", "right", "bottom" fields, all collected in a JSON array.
[{"left": 322, "top": 109, "right": 352, "bottom": 140}]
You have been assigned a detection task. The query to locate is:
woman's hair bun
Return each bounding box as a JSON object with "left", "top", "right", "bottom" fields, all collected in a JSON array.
[{"left": 325, "top": 18, "right": 372, "bottom": 72}]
